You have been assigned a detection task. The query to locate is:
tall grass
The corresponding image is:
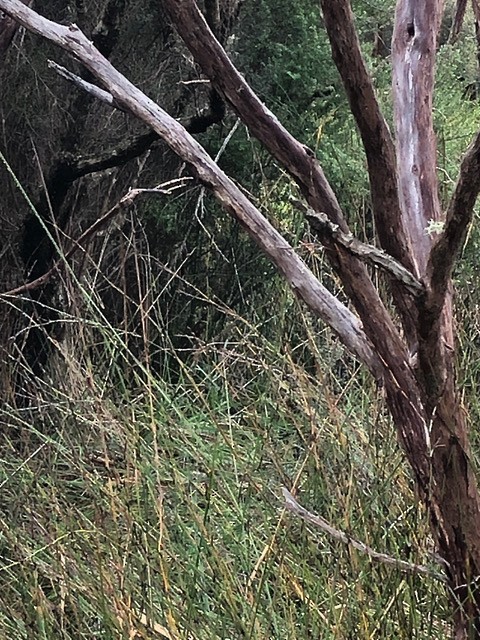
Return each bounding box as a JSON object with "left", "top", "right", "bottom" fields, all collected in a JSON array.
[{"left": 0, "top": 210, "right": 451, "bottom": 639}]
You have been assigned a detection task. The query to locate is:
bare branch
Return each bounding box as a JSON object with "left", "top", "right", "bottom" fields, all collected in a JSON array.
[
  {"left": 67, "top": 131, "right": 159, "bottom": 178},
  {"left": 161, "top": 0, "right": 423, "bottom": 407},
  {"left": 427, "top": 130, "right": 480, "bottom": 315},
  {"left": 0, "top": 0, "right": 383, "bottom": 377},
  {"left": 292, "top": 200, "right": 424, "bottom": 296},
  {"left": 282, "top": 487, "right": 447, "bottom": 583},
  {"left": 163, "top": 0, "right": 347, "bottom": 230},
  {"left": 48, "top": 60, "right": 125, "bottom": 110},
  {"left": 46, "top": 61, "right": 225, "bottom": 182},
  {"left": 319, "top": 0, "right": 421, "bottom": 348},
  {"left": 319, "top": 0, "right": 415, "bottom": 276},
  {"left": 1, "top": 180, "right": 192, "bottom": 297}
]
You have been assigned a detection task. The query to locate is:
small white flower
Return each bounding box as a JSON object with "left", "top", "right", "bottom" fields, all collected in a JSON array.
[{"left": 425, "top": 219, "right": 445, "bottom": 236}]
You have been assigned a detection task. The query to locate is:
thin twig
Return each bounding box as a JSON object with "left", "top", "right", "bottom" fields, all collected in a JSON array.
[
  {"left": 48, "top": 60, "right": 125, "bottom": 110},
  {"left": 1, "top": 178, "right": 192, "bottom": 297},
  {"left": 281, "top": 487, "right": 447, "bottom": 583}
]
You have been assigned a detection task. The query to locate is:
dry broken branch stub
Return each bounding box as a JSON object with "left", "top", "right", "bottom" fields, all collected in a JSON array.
[
  {"left": 48, "top": 60, "right": 125, "bottom": 111},
  {"left": 292, "top": 199, "right": 424, "bottom": 296}
]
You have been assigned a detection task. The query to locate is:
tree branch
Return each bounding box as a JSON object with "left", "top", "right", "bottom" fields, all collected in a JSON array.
[
  {"left": 163, "top": 0, "right": 348, "bottom": 231},
  {"left": 427, "top": 130, "right": 480, "bottom": 317},
  {"left": 392, "top": 0, "right": 451, "bottom": 402},
  {"left": 450, "top": 0, "right": 468, "bottom": 44},
  {"left": 320, "top": 0, "right": 418, "bottom": 348},
  {"left": 0, "top": 0, "right": 383, "bottom": 378},
  {"left": 319, "top": 0, "right": 416, "bottom": 277},
  {"left": 161, "top": 0, "right": 424, "bottom": 408},
  {"left": 48, "top": 59, "right": 125, "bottom": 110},
  {"left": 1, "top": 179, "right": 192, "bottom": 297},
  {"left": 48, "top": 60, "right": 225, "bottom": 181},
  {"left": 282, "top": 487, "right": 447, "bottom": 583},
  {"left": 292, "top": 200, "right": 424, "bottom": 296},
  {"left": 319, "top": 0, "right": 420, "bottom": 347}
]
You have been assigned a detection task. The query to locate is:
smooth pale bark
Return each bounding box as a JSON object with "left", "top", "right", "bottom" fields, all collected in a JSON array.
[{"left": 392, "top": 0, "right": 442, "bottom": 275}]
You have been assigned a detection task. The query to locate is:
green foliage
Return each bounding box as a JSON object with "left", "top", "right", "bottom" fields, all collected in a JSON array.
[
  {"left": 435, "top": 40, "right": 480, "bottom": 204},
  {"left": 0, "top": 294, "right": 450, "bottom": 638},
  {"left": 237, "top": 0, "right": 335, "bottom": 126},
  {"left": 235, "top": 0, "right": 379, "bottom": 221}
]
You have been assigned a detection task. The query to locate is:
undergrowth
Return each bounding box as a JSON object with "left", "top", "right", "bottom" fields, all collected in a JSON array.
[{"left": 0, "top": 220, "right": 451, "bottom": 639}]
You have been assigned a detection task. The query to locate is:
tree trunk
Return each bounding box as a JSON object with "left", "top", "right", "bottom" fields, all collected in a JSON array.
[{"left": 393, "top": 2, "right": 480, "bottom": 636}]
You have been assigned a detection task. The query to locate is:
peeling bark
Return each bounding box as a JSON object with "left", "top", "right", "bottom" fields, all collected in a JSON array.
[
  {"left": 392, "top": 0, "right": 442, "bottom": 275},
  {"left": 429, "top": 130, "right": 480, "bottom": 317}
]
